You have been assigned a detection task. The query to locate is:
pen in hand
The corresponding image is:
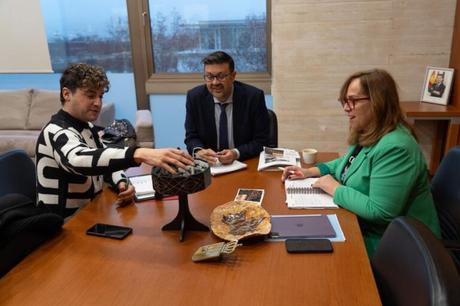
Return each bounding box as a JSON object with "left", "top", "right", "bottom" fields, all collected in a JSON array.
[{"left": 280, "top": 167, "right": 303, "bottom": 180}]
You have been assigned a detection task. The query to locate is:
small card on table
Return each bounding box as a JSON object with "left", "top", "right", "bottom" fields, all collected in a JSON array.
[{"left": 234, "top": 188, "right": 265, "bottom": 205}]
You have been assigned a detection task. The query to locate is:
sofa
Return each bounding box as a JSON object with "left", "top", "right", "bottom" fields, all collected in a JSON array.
[{"left": 0, "top": 89, "right": 154, "bottom": 157}]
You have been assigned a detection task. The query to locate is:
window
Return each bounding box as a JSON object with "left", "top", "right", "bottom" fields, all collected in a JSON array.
[
  {"left": 38, "top": 0, "right": 137, "bottom": 123},
  {"left": 128, "top": 0, "right": 271, "bottom": 97},
  {"left": 41, "top": 0, "right": 132, "bottom": 73},
  {"left": 149, "top": 0, "right": 267, "bottom": 73}
]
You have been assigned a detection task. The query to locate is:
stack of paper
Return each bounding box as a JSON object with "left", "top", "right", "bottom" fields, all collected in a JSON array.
[
  {"left": 285, "top": 178, "right": 338, "bottom": 209},
  {"left": 257, "top": 147, "right": 300, "bottom": 171},
  {"left": 210, "top": 160, "right": 247, "bottom": 176},
  {"left": 128, "top": 174, "right": 156, "bottom": 201}
]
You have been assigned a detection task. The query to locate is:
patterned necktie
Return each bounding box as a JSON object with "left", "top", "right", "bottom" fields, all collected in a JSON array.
[{"left": 219, "top": 103, "right": 229, "bottom": 150}]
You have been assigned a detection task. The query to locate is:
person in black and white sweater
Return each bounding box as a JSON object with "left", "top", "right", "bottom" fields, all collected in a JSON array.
[{"left": 36, "top": 63, "right": 193, "bottom": 218}]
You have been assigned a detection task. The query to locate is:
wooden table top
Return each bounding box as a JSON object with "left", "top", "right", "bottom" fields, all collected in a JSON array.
[{"left": 0, "top": 153, "right": 381, "bottom": 306}]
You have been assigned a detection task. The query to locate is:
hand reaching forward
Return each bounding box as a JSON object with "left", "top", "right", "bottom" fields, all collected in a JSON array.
[{"left": 134, "top": 148, "right": 194, "bottom": 174}]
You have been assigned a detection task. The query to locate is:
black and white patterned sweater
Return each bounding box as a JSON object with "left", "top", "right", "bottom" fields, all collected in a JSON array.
[{"left": 36, "top": 110, "right": 138, "bottom": 216}]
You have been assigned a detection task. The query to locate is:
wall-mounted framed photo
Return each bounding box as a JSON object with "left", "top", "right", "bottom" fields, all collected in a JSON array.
[{"left": 420, "top": 66, "right": 454, "bottom": 105}]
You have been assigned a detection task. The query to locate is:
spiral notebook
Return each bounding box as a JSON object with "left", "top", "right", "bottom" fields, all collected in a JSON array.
[
  {"left": 128, "top": 174, "right": 156, "bottom": 201},
  {"left": 285, "top": 178, "right": 338, "bottom": 209}
]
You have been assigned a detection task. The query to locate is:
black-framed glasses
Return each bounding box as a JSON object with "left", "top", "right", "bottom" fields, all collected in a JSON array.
[
  {"left": 203, "top": 73, "right": 231, "bottom": 82},
  {"left": 339, "top": 96, "right": 369, "bottom": 109}
]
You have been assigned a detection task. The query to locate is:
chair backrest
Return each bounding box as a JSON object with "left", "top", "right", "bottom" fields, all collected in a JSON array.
[
  {"left": 267, "top": 109, "right": 278, "bottom": 148},
  {"left": 0, "top": 149, "right": 36, "bottom": 201},
  {"left": 372, "top": 217, "right": 460, "bottom": 306},
  {"left": 431, "top": 146, "right": 460, "bottom": 241}
]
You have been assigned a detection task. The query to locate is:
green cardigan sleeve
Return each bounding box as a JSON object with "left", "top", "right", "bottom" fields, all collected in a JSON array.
[
  {"left": 317, "top": 155, "right": 346, "bottom": 176},
  {"left": 333, "top": 145, "right": 419, "bottom": 224}
]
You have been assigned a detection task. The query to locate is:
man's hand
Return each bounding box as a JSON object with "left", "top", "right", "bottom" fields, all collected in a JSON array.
[
  {"left": 195, "top": 148, "right": 219, "bottom": 165},
  {"left": 115, "top": 181, "right": 135, "bottom": 207},
  {"left": 312, "top": 174, "right": 340, "bottom": 196},
  {"left": 217, "top": 149, "right": 237, "bottom": 164},
  {"left": 134, "top": 148, "right": 194, "bottom": 174}
]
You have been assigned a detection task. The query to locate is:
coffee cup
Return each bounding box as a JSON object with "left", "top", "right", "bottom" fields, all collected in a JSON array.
[{"left": 302, "top": 148, "right": 317, "bottom": 164}]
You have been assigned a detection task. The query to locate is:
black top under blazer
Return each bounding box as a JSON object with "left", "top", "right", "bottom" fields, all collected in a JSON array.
[{"left": 184, "top": 81, "right": 269, "bottom": 161}]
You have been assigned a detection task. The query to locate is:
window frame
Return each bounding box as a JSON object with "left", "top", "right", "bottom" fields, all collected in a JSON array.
[{"left": 127, "top": 0, "right": 271, "bottom": 109}]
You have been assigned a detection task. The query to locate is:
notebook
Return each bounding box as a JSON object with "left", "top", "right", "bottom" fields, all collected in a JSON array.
[
  {"left": 128, "top": 174, "right": 156, "bottom": 201},
  {"left": 210, "top": 160, "right": 247, "bottom": 176},
  {"left": 285, "top": 178, "right": 338, "bottom": 209},
  {"left": 269, "top": 214, "right": 336, "bottom": 239}
]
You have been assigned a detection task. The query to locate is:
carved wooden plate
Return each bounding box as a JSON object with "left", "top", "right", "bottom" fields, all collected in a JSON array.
[{"left": 210, "top": 201, "right": 271, "bottom": 241}]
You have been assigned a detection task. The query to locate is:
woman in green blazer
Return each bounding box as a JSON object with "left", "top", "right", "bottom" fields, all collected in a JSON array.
[{"left": 282, "top": 69, "right": 441, "bottom": 257}]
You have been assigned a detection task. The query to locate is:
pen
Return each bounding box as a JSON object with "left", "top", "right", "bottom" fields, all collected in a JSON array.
[{"left": 279, "top": 167, "right": 302, "bottom": 175}]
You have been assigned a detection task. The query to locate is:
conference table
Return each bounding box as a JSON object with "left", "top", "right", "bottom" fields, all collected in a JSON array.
[{"left": 0, "top": 153, "right": 381, "bottom": 306}]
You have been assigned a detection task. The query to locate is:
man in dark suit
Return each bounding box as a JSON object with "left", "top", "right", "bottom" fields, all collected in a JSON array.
[
  {"left": 429, "top": 73, "right": 446, "bottom": 98},
  {"left": 184, "top": 51, "right": 269, "bottom": 165}
]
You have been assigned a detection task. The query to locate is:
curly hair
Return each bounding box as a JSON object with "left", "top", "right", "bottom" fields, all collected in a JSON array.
[{"left": 59, "top": 63, "right": 110, "bottom": 104}]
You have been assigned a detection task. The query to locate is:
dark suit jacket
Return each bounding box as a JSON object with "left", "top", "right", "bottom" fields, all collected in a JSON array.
[
  {"left": 184, "top": 81, "right": 269, "bottom": 161},
  {"left": 429, "top": 82, "right": 446, "bottom": 98}
]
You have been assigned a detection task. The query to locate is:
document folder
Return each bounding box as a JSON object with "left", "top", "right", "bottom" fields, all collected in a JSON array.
[{"left": 269, "top": 214, "right": 336, "bottom": 239}]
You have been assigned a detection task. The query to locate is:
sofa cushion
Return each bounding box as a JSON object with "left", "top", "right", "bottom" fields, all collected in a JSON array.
[
  {"left": 27, "top": 89, "right": 61, "bottom": 130},
  {"left": 0, "top": 89, "right": 32, "bottom": 130},
  {"left": 0, "top": 130, "right": 41, "bottom": 157}
]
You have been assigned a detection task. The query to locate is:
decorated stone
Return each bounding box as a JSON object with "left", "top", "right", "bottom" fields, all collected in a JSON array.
[{"left": 210, "top": 201, "right": 271, "bottom": 241}]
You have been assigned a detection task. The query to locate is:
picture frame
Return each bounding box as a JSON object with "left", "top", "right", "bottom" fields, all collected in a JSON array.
[{"left": 420, "top": 66, "right": 454, "bottom": 105}]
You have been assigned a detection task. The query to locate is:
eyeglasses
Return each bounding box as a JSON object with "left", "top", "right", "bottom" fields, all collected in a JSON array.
[
  {"left": 339, "top": 96, "right": 369, "bottom": 109},
  {"left": 203, "top": 73, "right": 231, "bottom": 82}
]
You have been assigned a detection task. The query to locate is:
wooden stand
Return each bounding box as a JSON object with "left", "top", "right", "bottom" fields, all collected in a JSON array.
[{"left": 161, "top": 193, "right": 209, "bottom": 241}]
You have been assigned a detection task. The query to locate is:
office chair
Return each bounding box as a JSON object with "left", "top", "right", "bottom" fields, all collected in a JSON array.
[
  {"left": 267, "top": 109, "right": 278, "bottom": 148},
  {"left": 372, "top": 217, "right": 460, "bottom": 306},
  {"left": 0, "top": 150, "right": 63, "bottom": 277},
  {"left": 431, "top": 146, "right": 460, "bottom": 269},
  {"left": 0, "top": 149, "right": 37, "bottom": 201}
]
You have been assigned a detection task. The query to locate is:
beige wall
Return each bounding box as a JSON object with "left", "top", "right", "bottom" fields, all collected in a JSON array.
[{"left": 272, "top": 0, "right": 457, "bottom": 158}]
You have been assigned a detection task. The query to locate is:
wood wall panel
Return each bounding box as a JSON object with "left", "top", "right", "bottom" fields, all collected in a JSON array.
[
  {"left": 272, "top": 0, "right": 457, "bottom": 155},
  {"left": 450, "top": 0, "right": 460, "bottom": 112}
]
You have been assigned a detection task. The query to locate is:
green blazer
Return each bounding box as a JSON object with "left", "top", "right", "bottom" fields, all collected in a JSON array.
[{"left": 317, "top": 126, "right": 441, "bottom": 257}]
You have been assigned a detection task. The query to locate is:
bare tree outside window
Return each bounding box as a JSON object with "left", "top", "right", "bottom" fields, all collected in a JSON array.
[
  {"left": 42, "top": 0, "right": 132, "bottom": 73},
  {"left": 149, "top": 0, "right": 267, "bottom": 73}
]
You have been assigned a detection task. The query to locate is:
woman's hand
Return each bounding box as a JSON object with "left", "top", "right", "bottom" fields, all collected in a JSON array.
[
  {"left": 312, "top": 174, "right": 340, "bottom": 196},
  {"left": 281, "top": 166, "right": 322, "bottom": 182},
  {"left": 281, "top": 166, "right": 306, "bottom": 182}
]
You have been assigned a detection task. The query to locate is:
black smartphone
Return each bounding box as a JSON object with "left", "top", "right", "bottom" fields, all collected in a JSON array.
[
  {"left": 86, "top": 223, "right": 133, "bottom": 240},
  {"left": 285, "top": 238, "right": 333, "bottom": 253}
]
